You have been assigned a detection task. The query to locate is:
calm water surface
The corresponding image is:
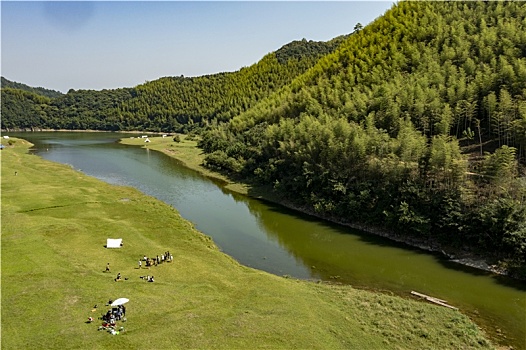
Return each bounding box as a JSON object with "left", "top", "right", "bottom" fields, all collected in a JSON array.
[{"left": 12, "top": 132, "right": 526, "bottom": 349}]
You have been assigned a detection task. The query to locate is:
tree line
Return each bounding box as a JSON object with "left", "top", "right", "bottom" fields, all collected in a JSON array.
[
  {"left": 1, "top": 37, "right": 345, "bottom": 132},
  {"left": 1, "top": 77, "right": 63, "bottom": 99}
]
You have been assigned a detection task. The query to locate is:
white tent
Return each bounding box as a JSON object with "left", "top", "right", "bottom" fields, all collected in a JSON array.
[
  {"left": 111, "top": 298, "right": 129, "bottom": 306},
  {"left": 106, "top": 238, "right": 122, "bottom": 248}
]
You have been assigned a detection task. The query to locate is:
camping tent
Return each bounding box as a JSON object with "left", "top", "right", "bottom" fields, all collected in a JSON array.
[{"left": 106, "top": 238, "right": 122, "bottom": 248}]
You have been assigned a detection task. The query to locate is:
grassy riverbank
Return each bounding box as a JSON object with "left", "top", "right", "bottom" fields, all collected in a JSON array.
[
  {"left": 121, "top": 135, "right": 253, "bottom": 195},
  {"left": 121, "top": 136, "right": 519, "bottom": 277},
  {"left": 2, "top": 138, "right": 494, "bottom": 349}
]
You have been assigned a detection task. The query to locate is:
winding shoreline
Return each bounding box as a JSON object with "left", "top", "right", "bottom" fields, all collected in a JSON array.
[{"left": 122, "top": 136, "right": 510, "bottom": 278}]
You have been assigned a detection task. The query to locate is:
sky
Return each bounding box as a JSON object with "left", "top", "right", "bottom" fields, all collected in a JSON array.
[{"left": 1, "top": 1, "right": 394, "bottom": 93}]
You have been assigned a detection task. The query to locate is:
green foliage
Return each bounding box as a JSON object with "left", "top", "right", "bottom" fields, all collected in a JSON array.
[
  {"left": 274, "top": 36, "right": 348, "bottom": 64},
  {"left": 469, "top": 197, "right": 526, "bottom": 263},
  {"left": 49, "top": 88, "right": 135, "bottom": 130},
  {"left": 204, "top": 150, "right": 244, "bottom": 174},
  {"left": 0, "top": 88, "right": 53, "bottom": 130},
  {"left": 482, "top": 145, "right": 517, "bottom": 181},
  {"left": 199, "top": 1, "right": 526, "bottom": 270},
  {"left": 1, "top": 76, "right": 63, "bottom": 98},
  {"left": 1, "top": 37, "right": 337, "bottom": 132}
]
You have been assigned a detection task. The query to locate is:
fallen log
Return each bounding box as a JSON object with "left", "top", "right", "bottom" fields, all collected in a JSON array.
[{"left": 411, "top": 291, "right": 459, "bottom": 310}]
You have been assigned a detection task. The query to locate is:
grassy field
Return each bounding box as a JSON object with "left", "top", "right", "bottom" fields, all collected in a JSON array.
[
  {"left": 1, "top": 138, "right": 494, "bottom": 349},
  {"left": 120, "top": 135, "right": 258, "bottom": 196}
]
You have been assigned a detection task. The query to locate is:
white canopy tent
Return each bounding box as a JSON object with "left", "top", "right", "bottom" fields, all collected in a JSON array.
[
  {"left": 111, "top": 298, "right": 129, "bottom": 307},
  {"left": 106, "top": 238, "right": 122, "bottom": 248}
]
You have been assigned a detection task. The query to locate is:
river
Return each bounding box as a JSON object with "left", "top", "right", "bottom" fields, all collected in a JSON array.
[{"left": 10, "top": 132, "right": 526, "bottom": 349}]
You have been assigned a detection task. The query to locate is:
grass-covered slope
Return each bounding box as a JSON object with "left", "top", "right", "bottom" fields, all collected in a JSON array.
[{"left": 1, "top": 139, "right": 493, "bottom": 349}]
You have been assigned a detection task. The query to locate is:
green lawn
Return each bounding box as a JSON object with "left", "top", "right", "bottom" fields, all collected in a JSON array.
[
  {"left": 1, "top": 138, "right": 493, "bottom": 349},
  {"left": 120, "top": 135, "right": 254, "bottom": 195}
]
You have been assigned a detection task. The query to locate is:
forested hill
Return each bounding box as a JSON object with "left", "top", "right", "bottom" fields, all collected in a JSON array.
[
  {"left": 1, "top": 77, "right": 63, "bottom": 98},
  {"left": 0, "top": 36, "right": 347, "bottom": 132},
  {"left": 107, "top": 35, "right": 347, "bottom": 132},
  {"left": 199, "top": 1, "right": 526, "bottom": 276}
]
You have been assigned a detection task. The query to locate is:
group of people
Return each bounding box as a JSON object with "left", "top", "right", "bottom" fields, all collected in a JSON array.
[
  {"left": 87, "top": 301, "right": 127, "bottom": 333},
  {"left": 102, "top": 304, "right": 126, "bottom": 324},
  {"left": 138, "top": 251, "right": 173, "bottom": 269}
]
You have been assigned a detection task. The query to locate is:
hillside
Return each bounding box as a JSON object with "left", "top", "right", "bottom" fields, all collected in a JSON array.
[
  {"left": 199, "top": 1, "right": 526, "bottom": 276},
  {"left": 1, "top": 77, "right": 63, "bottom": 98},
  {"left": 0, "top": 88, "right": 54, "bottom": 131},
  {"left": 0, "top": 37, "right": 346, "bottom": 132}
]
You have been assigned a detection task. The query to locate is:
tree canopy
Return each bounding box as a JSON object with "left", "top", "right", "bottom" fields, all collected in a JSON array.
[
  {"left": 1, "top": 38, "right": 340, "bottom": 133},
  {"left": 1, "top": 77, "right": 63, "bottom": 98}
]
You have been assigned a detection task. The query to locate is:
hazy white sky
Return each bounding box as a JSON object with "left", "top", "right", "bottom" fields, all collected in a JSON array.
[{"left": 1, "top": 1, "right": 394, "bottom": 92}]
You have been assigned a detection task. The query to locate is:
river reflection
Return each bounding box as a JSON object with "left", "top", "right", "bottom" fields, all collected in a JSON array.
[{"left": 10, "top": 132, "right": 526, "bottom": 349}]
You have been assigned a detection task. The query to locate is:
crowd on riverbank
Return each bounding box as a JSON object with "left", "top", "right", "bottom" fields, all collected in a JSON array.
[{"left": 139, "top": 251, "right": 173, "bottom": 268}]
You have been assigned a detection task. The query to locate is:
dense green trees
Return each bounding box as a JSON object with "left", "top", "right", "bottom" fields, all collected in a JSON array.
[
  {"left": 199, "top": 1, "right": 526, "bottom": 275},
  {"left": 48, "top": 88, "right": 135, "bottom": 130},
  {"left": 115, "top": 38, "right": 345, "bottom": 132},
  {"left": 0, "top": 88, "right": 54, "bottom": 131},
  {"left": 1, "top": 77, "right": 63, "bottom": 98},
  {"left": 1, "top": 38, "right": 342, "bottom": 132}
]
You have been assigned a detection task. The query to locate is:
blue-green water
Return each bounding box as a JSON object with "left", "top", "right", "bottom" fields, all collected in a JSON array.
[{"left": 11, "top": 132, "right": 526, "bottom": 349}]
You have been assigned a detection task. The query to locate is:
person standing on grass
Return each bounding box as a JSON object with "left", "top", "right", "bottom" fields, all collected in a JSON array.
[
  {"left": 138, "top": 259, "right": 142, "bottom": 269},
  {"left": 106, "top": 263, "right": 110, "bottom": 272}
]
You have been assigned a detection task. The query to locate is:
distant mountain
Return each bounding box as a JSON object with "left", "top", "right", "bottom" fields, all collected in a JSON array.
[
  {"left": 1, "top": 35, "right": 348, "bottom": 132},
  {"left": 1, "top": 77, "right": 63, "bottom": 98}
]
